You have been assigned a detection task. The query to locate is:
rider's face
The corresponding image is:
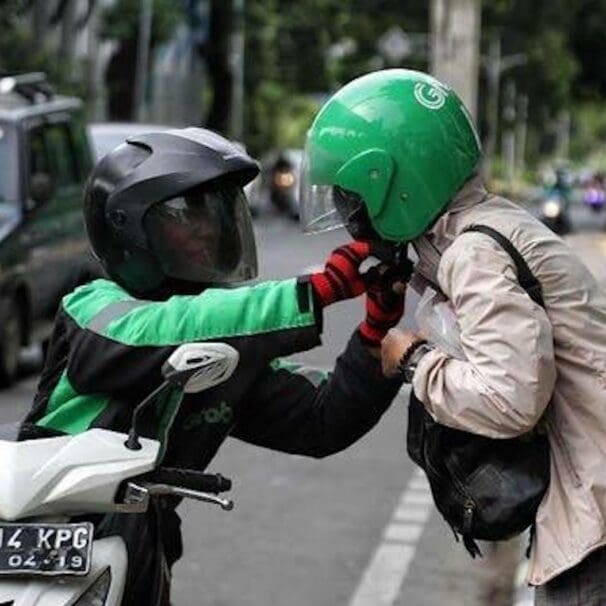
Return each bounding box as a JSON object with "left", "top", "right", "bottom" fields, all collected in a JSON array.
[{"left": 155, "top": 199, "right": 220, "bottom": 267}]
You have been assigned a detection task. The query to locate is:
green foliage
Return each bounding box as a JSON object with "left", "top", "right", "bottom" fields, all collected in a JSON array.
[
  {"left": 244, "top": 82, "right": 320, "bottom": 155},
  {"left": 0, "top": 2, "right": 87, "bottom": 100},
  {"left": 570, "top": 0, "right": 606, "bottom": 99},
  {"left": 522, "top": 29, "right": 578, "bottom": 116},
  {"left": 570, "top": 103, "right": 606, "bottom": 161},
  {"left": 100, "top": 0, "right": 181, "bottom": 45},
  {"left": 243, "top": 0, "right": 428, "bottom": 154}
]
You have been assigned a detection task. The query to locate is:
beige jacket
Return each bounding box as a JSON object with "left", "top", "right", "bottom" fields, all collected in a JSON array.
[{"left": 411, "top": 176, "right": 606, "bottom": 585}]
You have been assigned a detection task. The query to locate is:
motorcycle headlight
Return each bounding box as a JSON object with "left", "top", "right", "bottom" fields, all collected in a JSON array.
[
  {"left": 542, "top": 199, "right": 561, "bottom": 218},
  {"left": 274, "top": 170, "right": 295, "bottom": 188},
  {"left": 74, "top": 568, "right": 112, "bottom": 606}
]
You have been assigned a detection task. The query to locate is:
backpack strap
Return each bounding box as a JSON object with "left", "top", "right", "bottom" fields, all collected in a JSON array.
[{"left": 462, "top": 224, "right": 545, "bottom": 309}]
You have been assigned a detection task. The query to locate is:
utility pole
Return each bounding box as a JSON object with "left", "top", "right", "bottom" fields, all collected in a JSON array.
[
  {"left": 482, "top": 34, "right": 527, "bottom": 179},
  {"left": 501, "top": 79, "right": 516, "bottom": 186},
  {"left": 230, "top": 0, "right": 245, "bottom": 141},
  {"left": 515, "top": 94, "right": 529, "bottom": 179},
  {"left": 59, "top": 0, "right": 77, "bottom": 66},
  {"left": 430, "top": 0, "right": 481, "bottom": 120},
  {"left": 32, "top": 1, "right": 48, "bottom": 47},
  {"left": 556, "top": 110, "right": 571, "bottom": 159},
  {"left": 134, "top": 0, "right": 154, "bottom": 122},
  {"left": 484, "top": 36, "right": 501, "bottom": 178}
]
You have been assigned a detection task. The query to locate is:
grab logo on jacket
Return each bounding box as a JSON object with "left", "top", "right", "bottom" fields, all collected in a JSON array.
[{"left": 184, "top": 401, "right": 233, "bottom": 430}]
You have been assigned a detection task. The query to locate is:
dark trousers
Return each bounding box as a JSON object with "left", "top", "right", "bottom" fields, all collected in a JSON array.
[
  {"left": 535, "top": 546, "right": 606, "bottom": 606},
  {"left": 94, "top": 500, "right": 183, "bottom": 606}
]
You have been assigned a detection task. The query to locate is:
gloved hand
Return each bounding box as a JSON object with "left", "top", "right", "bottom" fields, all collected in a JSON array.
[
  {"left": 310, "top": 241, "right": 371, "bottom": 307},
  {"left": 357, "top": 266, "right": 406, "bottom": 347}
]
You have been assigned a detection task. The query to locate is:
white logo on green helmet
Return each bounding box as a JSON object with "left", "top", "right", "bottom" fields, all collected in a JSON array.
[{"left": 414, "top": 82, "right": 447, "bottom": 110}]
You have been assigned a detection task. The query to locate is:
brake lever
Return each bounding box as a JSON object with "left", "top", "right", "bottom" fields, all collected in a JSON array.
[
  {"left": 142, "top": 482, "right": 234, "bottom": 511},
  {"left": 121, "top": 481, "right": 234, "bottom": 512}
]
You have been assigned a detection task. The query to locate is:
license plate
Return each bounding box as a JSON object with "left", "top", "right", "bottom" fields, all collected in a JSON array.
[{"left": 0, "top": 522, "right": 93, "bottom": 576}]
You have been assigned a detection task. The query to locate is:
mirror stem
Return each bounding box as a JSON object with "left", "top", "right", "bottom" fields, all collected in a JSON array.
[{"left": 125, "top": 380, "right": 171, "bottom": 451}]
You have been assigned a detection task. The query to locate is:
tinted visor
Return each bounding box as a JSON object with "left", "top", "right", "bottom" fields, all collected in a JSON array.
[{"left": 144, "top": 185, "right": 257, "bottom": 284}]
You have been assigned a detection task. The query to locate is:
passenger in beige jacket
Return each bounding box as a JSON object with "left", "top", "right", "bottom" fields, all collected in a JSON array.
[{"left": 300, "top": 69, "right": 606, "bottom": 605}]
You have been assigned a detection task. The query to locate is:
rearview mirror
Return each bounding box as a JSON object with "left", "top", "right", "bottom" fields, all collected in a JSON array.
[{"left": 162, "top": 343, "right": 239, "bottom": 393}]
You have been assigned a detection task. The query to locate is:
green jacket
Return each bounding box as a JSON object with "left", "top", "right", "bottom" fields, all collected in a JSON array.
[{"left": 28, "top": 277, "right": 402, "bottom": 470}]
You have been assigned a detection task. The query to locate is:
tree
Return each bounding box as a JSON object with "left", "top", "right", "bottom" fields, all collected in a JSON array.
[
  {"left": 570, "top": 0, "right": 606, "bottom": 100},
  {"left": 100, "top": 0, "right": 181, "bottom": 120},
  {"left": 194, "top": 0, "right": 234, "bottom": 133}
]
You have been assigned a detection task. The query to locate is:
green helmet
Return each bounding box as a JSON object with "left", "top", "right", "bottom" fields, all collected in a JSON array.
[{"left": 300, "top": 69, "right": 482, "bottom": 242}]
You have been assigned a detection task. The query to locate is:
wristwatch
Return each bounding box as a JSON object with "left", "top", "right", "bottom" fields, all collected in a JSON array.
[{"left": 398, "top": 341, "right": 433, "bottom": 383}]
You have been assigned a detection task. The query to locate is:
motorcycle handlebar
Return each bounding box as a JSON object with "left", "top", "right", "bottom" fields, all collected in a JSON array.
[{"left": 147, "top": 468, "right": 232, "bottom": 494}]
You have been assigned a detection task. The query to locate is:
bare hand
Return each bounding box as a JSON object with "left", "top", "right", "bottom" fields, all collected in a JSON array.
[{"left": 381, "top": 329, "right": 424, "bottom": 378}]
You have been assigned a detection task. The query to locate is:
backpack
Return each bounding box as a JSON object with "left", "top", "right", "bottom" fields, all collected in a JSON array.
[{"left": 407, "top": 224, "right": 551, "bottom": 557}]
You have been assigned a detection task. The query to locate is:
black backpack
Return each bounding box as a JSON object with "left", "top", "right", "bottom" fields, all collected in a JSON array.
[{"left": 407, "top": 224, "right": 551, "bottom": 557}]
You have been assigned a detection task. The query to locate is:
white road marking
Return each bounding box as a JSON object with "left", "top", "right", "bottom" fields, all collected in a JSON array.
[
  {"left": 514, "top": 559, "right": 534, "bottom": 606},
  {"left": 348, "top": 467, "right": 432, "bottom": 606},
  {"left": 383, "top": 523, "right": 425, "bottom": 543},
  {"left": 392, "top": 506, "right": 429, "bottom": 523},
  {"left": 400, "top": 491, "right": 433, "bottom": 506}
]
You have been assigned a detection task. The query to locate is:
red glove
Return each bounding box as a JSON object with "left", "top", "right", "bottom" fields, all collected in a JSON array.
[
  {"left": 310, "top": 241, "right": 371, "bottom": 307},
  {"left": 358, "top": 269, "right": 406, "bottom": 347}
]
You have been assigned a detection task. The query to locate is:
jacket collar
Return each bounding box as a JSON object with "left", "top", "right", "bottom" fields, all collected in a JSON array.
[{"left": 412, "top": 175, "right": 489, "bottom": 284}]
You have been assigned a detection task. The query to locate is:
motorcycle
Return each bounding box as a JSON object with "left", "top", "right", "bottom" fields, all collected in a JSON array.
[
  {"left": 268, "top": 151, "right": 301, "bottom": 220},
  {"left": 0, "top": 342, "right": 239, "bottom": 605},
  {"left": 583, "top": 185, "right": 606, "bottom": 213},
  {"left": 539, "top": 194, "right": 572, "bottom": 235}
]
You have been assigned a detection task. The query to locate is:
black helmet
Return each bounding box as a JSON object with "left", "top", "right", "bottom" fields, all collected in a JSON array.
[{"left": 84, "top": 127, "right": 260, "bottom": 298}]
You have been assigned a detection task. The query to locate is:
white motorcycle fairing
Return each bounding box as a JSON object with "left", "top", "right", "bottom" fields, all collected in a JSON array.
[
  {"left": 0, "top": 536, "right": 127, "bottom": 605},
  {"left": 0, "top": 429, "right": 159, "bottom": 520}
]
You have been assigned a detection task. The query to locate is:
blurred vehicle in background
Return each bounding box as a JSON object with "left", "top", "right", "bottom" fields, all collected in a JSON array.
[
  {"left": 583, "top": 171, "right": 606, "bottom": 213},
  {"left": 0, "top": 73, "right": 100, "bottom": 385},
  {"left": 537, "top": 165, "right": 573, "bottom": 235},
  {"left": 259, "top": 148, "right": 303, "bottom": 220},
  {"left": 539, "top": 192, "right": 572, "bottom": 235}
]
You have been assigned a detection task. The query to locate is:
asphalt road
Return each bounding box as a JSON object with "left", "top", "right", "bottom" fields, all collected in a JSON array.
[{"left": 0, "top": 201, "right": 605, "bottom": 606}]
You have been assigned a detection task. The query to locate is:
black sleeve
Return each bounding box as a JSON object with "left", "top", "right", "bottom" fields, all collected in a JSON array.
[{"left": 231, "top": 331, "right": 404, "bottom": 458}]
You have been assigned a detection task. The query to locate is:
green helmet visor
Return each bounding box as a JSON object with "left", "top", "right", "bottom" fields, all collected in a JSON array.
[
  {"left": 300, "top": 145, "right": 380, "bottom": 242},
  {"left": 299, "top": 145, "right": 344, "bottom": 234}
]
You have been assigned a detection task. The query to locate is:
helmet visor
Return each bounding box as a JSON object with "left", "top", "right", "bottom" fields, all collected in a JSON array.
[
  {"left": 299, "top": 142, "right": 345, "bottom": 234},
  {"left": 144, "top": 185, "right": 258, "bottom": 284}
]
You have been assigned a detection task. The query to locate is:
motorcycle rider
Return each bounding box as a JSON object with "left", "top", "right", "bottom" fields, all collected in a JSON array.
[
  {"left": 25, "top": 127, "right": 406, "bottom": 605},
  {"left": 300, "top": 68, "right": 606, "bottom": 605}
]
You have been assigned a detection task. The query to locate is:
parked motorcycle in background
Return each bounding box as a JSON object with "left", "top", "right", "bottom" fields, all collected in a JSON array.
[
  {"left": 0, "top": 342, "right": 239, "bottom": 605},
  {"left": 583, "top": 171, "right": 606, "bottom": 213}
]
